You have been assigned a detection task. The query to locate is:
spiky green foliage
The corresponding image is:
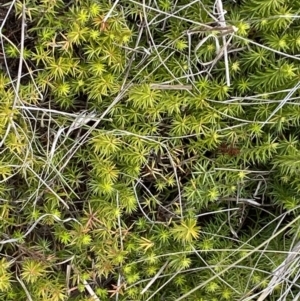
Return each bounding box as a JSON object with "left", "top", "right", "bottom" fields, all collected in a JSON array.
[{"left": 0, "top": 0, "right": 300, "bottom": 300}]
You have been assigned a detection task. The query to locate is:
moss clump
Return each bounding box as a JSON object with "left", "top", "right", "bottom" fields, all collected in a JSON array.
[{"left": 0, "top": 0, "right": 299, "bottom": 300}]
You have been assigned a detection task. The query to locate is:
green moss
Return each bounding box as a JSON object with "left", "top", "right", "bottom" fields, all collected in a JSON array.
[{"left": 0, "top": 0, "right": 299, "bottom": 300}]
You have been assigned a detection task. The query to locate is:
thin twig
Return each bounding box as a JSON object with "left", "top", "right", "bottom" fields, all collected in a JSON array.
[
  {"left": 141, "top": 261, "right": 169, "bottom": 294},
  {"left": 103, "top": 0, "right": 120, "bottom": 23},
  {"left": 150, "top": 83, "right": 193, "bottom": 90},
  {"left": 16, "top": 275, "right": 33, "bottom": 301},
  {"left": 215, "top": 0, "right": 230, "bottom": 86}
]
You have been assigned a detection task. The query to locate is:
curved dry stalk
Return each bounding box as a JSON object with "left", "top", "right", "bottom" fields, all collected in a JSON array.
[{"left": 256, "top": 241, "right": 300, "bottom": 301}]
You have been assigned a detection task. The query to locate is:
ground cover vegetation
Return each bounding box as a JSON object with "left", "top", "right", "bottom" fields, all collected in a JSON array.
[{"left": 0, "top": 0, "right": 300, "bottom": 300}]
